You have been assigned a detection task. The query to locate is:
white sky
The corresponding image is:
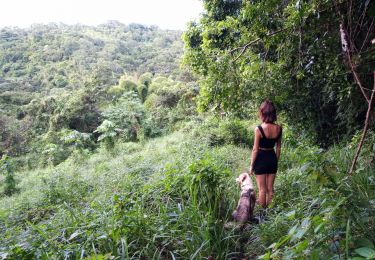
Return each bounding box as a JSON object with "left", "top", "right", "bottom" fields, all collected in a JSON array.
[{"left": 0, "top": 0, "right": 204, "bottom": 30}]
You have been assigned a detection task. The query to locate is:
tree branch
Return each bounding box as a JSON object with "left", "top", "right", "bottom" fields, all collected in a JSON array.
[
  {"left": 359, "top": 18, "right": 374, "bottom": 53},
  {"left": 340, "top": 23, "right": 370, "bottom": 102},
  {"left": 340, "top": 19, "right": 375, "bottom": 174},
  {"left": 353, "top": 1, "right": 372, "bottom": 41},
  {"left": 349, "top": 72, "right": 375, "bottom": 175},
  {"left": 229, "top": 28, "right": 287, "bottom": 62},
  {"left": 348, "top": 54, "right": 371, "bottom": 103}
]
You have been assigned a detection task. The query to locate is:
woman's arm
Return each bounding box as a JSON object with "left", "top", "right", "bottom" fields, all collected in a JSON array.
[
  {"left": 250, "top": 127, "right": 260, "bottom": 174},
  {"left": 276, "top": 127, "right": 282, "bottom": 160}
]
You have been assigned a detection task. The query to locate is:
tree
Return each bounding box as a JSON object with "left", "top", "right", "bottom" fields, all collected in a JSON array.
[
  {"left": 337, "top": 1, "right": 375, "bottom": 173},
  {"left": 183, "top": 0, "right": 374, "bottom": 145},
  {"left": 137, "top": 72, "right": 153, "bottom": 102},
  {"left": 119, "top": 75, "right": 138, "bottom": 93}
]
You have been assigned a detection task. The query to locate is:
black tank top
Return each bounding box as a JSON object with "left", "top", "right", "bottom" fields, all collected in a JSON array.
[{"left": 258, "top": 125, "right": 282, "bottom": 149}]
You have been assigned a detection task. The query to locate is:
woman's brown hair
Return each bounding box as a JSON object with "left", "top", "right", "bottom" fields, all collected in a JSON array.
[{"left": 259, "top": 100, "right": 277, "bottom": 123}]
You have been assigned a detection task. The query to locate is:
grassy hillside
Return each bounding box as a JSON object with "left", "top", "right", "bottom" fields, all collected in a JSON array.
[{"left": 1, "top": 117, "right": 374, "bottom": 259}]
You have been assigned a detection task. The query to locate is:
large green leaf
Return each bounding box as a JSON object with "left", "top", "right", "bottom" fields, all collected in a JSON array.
[
  {"left": 354, "top": 247, "right": 375, "bottom": 259},
  {"left": 355, "top": 238, "right": 375, "bottom": 250}
]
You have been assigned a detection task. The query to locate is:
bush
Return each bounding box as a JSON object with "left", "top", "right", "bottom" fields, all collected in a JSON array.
[
  {"left": 41, "top": 171, "right": 93, "bottom": 206},
  {"left": 119, "top": 75, "right": 138, "bottom": 93},
  {"left": 220, "top": 119, "right": 253, "bottom": 146},
  {"left": 95, "top": 120, "right": 117, "bottom": 150},
  {"left": 143, "top": 93, "right": 159, "bottom": 110},
  {"left": 137, "top": 83, "right": 148, "bottom": 103},
  {"left": 0, "top": 154, "right": 18, "bottom": 196},
  {"left": 143, "top": 80, "right": 197, "bottom": 135},
  {"left": 137, "top": 72, "right": 153, "bottom": 102},
  {"left": 107, "top": 85, "right": 125, "bottom": 100},
  {"left": 29, "top": 129, "right": 95, "bottom": 167},
  {"left": 101, "top": 92, "right": 146, "bottom": 142},
  {"left": 108, "top": 75, "right": 140, "bottom": 101},
  {"left": 191, "top": 117, "right": 253, "bottom": 147}
]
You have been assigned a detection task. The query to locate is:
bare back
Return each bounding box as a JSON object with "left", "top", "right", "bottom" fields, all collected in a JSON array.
[{"left": 260, "top": 123, "right": 282, "bottom": 139}]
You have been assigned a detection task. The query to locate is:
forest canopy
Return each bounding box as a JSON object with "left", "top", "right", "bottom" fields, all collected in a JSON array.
[{"left": 0, "top": 22, "right": 196, "bottom": 159}]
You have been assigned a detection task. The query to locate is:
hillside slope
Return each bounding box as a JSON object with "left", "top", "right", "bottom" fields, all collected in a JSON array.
[{"left": 0, "top": 118, "right": 374, "bottom": 259}]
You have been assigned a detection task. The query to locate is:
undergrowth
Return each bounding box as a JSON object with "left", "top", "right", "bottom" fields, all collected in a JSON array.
[{"left": 0, "top": 119, "right": 374, "bottom": 259}]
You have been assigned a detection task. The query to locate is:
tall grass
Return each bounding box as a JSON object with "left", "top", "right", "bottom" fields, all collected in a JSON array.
[
  {"left": 0, "top": 125, "right": 249, "bottom": 258},
  {"left": 0, "top": 120, "right": 373, "bottom": 259}
]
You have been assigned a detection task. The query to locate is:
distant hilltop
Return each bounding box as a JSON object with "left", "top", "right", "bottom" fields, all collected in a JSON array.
[{"left": 0, "top": 21, "right": 184, "bottom": 94}]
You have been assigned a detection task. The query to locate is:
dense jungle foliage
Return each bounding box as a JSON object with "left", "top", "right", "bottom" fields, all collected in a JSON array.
[
  {"left": 183, "top": 0, "right": 375, "bottom": 145},
  {"left": 0, "top": 22, "right": 196, "bottom": 161},
  {"left": 0, "top": 0, "right": 374, "bottom": 259}
]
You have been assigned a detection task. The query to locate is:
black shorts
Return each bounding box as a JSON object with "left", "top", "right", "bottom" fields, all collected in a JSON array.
[{"left": 253, "top": 150, "right": 278, "bottom": 175}]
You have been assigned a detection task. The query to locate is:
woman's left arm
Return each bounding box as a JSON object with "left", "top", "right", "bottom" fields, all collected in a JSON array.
[{"left": 250, "top": 127, "right": 260, "bottom": 174}]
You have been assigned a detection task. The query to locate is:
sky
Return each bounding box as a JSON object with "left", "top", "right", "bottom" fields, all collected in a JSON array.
[{"left": 0, "top": 0, "right": 204, "bottom": 30}]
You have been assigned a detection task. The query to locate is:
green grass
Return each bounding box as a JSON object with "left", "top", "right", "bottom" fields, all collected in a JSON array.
[
  {"left": 0, "top": 120, "right": 374, "bottom": 259},
  {"left": 0, "top": 126, "right": 249, "bottom": 258}
]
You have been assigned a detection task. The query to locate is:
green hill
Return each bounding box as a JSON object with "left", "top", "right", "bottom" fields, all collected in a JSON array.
[
  {"left": 0, "top": 22, "right": 184, "bottom": 93},
  {"left": 0, "top": 22, "right": 196, "bottom": 158}
]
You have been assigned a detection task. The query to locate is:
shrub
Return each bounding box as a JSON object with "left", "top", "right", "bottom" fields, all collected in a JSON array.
[
  {"left": 0, "top": 154, "right": 18, "bottom": 196},
  {"left": 143, "top": 93, "right": 159, "bottom": 110},
  {"left": 137, "top": 72, "right": 153, "bottom": 102},
  {"left": 220, "top": 119, "right": 253, "bottom": 146},
  {"left": 137, "top": 84, "right": 148, "bottom": 103},
  {"left": 191, "top": 117, "right": 253, "bottom": 147},
  {"left": 107, "top": 85, "right": 125, "bottom": 100},
  {"left": 119, "top": 75, "right": 138, "bottom": 93},
  {"left": 61, "top": 129, "right": 95, "bottom": 152},
  {"left": 28, "top": 129, "right": 95, "bottom": 167},
  {"left": 107, "top": 75, "right": 139, "bottom": 102},
  {"left": 101, "top": 92, "right": 146, "bottom": 142},
  {"left": 95, "top": 120, "right": 117, "bottom": 150},
  {"left": 142, "top": 78, "right": 198, "bottom": 134},
  {"left": 41, "top": 143, "right": 67, "bottom": 166}
]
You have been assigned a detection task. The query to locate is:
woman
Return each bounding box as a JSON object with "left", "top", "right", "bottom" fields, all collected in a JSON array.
[{"left": 250, "top": 100, "right": 282, "bottom": 214}]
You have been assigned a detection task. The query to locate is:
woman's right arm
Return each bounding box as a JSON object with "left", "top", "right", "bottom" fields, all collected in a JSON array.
[
  {"left": 276, "top": 126, "right": 282, "bottom": 160},
  {"left": 250, "top": 127, "right": 260, "bottom": 174}
]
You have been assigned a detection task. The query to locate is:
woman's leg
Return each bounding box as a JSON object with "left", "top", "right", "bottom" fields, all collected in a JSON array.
[
  {"left": 255, "top": 174, "right": 267, "bottom": 208},
  {"left": 265, "top": 174, "right": 276, "bottom": 206}
]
